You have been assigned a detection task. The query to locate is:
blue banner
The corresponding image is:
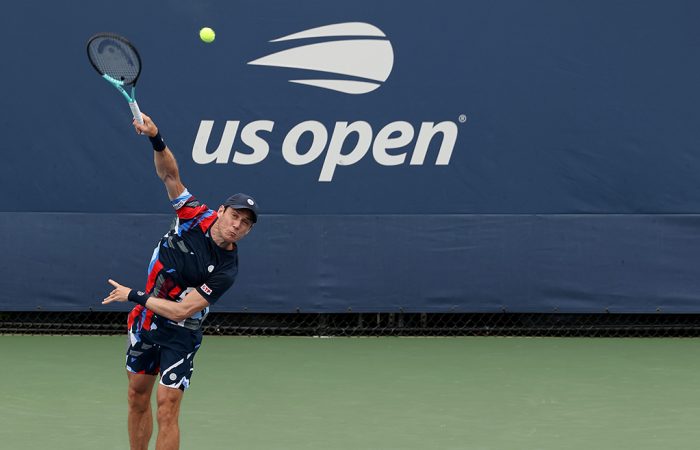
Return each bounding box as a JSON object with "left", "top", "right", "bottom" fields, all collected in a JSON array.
[{"left": 1, "top": 0, "right": 700, "bottom": 312}]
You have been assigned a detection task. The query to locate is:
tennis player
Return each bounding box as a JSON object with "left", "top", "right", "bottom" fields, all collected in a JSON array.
[{"left": 102, "top": 112, "right": 259, "bottom": 450}]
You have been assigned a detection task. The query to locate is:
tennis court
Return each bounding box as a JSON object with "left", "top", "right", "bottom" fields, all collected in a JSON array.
[{"left": 2, "top": 335, "right": 699, "bottom": 449}]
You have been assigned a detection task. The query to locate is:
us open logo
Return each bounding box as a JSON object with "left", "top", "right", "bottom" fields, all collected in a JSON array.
[
  {"left": 192, "top": 21, "right": 461, "bottom": 181},
  {"left": 248, "top": 22, "right": 394, "bottom": 94}
]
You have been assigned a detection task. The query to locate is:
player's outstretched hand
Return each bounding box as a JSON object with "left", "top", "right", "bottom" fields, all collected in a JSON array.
[
  {"left": 102, "top": 279, "right": 132, "bottom": 304},
  {"left": 133, "top": 112, "right": 158, "bottom": 138}
]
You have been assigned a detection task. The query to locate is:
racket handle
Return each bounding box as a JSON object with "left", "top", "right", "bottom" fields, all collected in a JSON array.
[{"left": 129, "top": 101, "right": 144, "bottom": 125}]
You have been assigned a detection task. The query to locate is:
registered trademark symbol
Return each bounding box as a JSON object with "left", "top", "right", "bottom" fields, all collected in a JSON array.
[{"left": 458, "top": 114, "right": 467, "bottom": 123}]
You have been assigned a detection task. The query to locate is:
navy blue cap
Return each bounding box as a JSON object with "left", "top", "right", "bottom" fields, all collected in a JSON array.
[{"left": 223, "top": 193, "right": 259, "bottom": 223}]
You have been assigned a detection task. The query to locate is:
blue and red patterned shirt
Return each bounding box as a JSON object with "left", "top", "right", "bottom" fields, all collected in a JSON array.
[{"left": 128, "top": 189, "right": 238, "bottom": 334}]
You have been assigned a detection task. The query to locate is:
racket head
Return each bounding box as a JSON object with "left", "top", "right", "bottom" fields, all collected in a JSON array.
[{"left": 86, "top": 33, "right": 142, "bottom": 85}]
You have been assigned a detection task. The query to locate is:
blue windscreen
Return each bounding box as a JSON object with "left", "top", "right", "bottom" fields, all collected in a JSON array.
[{"left": 1, "top": 0, "right": 699, "bottom": 312}]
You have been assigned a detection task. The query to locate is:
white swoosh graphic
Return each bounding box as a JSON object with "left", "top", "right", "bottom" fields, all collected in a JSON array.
[
  {"left": 248, "top": 39, "right": 394, "bottom": 82},
  {"left": 271, "top": 22, "right": 386, "bottom": 42},
  {"left": 289, "top": 79, "right": 381, "bottom": 94}
]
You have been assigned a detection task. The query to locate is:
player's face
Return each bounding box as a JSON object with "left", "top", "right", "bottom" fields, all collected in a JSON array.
[{"left": 217, "top": 206, "right": 254, "bottom": 243}]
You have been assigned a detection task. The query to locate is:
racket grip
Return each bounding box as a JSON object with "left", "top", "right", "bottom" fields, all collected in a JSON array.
[{"left": 129, "top": 101, "right": 144, "bottom": 125}]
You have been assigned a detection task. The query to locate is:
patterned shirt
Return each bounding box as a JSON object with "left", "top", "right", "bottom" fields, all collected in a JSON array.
[{"left": 128, "top": 189, "right": 238, "bottom": 334}]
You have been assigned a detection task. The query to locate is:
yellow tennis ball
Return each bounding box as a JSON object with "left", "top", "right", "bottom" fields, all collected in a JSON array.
[{"left": 199, "top": 27, "right": 215, "bottom": 43}]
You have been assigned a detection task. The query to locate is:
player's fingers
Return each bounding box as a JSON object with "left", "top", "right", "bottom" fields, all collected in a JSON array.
[
  {"left": 132, "top": 120, "right": 145, "bottom": 135},
  {"left": 141, "top": 114, "right": 156, "bottom": 131},
  {"left": 108, "top": 279, "right": 120, "bottom": 288}
]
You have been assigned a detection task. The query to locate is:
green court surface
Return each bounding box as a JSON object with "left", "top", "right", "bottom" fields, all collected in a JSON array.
[{"left": 1, "top": 336, "right": 699, "bottom": 450}]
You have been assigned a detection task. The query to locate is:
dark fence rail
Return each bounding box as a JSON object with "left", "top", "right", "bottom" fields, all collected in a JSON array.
[{"left": 2, "top": 312, "right": 699, "bottom": 337}]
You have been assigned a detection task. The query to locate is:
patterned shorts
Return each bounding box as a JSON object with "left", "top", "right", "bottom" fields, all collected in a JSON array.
[{"left": 126, "top": 327, "right": 201, "bottom": 391}]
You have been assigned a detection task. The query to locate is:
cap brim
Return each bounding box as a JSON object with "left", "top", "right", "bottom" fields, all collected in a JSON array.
[{"left": 228, "top": 204, "right": 258, "bottom": 222}]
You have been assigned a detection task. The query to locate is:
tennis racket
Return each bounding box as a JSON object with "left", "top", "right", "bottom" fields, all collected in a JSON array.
[{"left": 87, "top": 33, "right": 144, "bottom": 124}]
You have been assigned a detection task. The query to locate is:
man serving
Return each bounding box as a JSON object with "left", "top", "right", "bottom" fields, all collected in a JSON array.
[{"left": 102, "top": 112, "right": 259, "bottom": 450}]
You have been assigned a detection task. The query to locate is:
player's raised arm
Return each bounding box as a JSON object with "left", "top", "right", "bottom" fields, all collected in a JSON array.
[{"left": 133, "top": 113, "right": 186, "bottom": 200}]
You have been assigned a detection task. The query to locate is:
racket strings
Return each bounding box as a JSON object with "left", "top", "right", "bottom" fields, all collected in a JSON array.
[{"left": 87, "top": 36, "right": 141, "bottom": 84}]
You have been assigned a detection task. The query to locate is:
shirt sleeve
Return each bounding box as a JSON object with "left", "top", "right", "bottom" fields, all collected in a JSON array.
[
  {"left": 196, "top": 271, "right": 236, "bottom": 305},
  {"left": 171, "top": 188, "right": 218, "bottom": 233},
  {"left": 171, "top": 188, "right": 210, "bottom": 220}
]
